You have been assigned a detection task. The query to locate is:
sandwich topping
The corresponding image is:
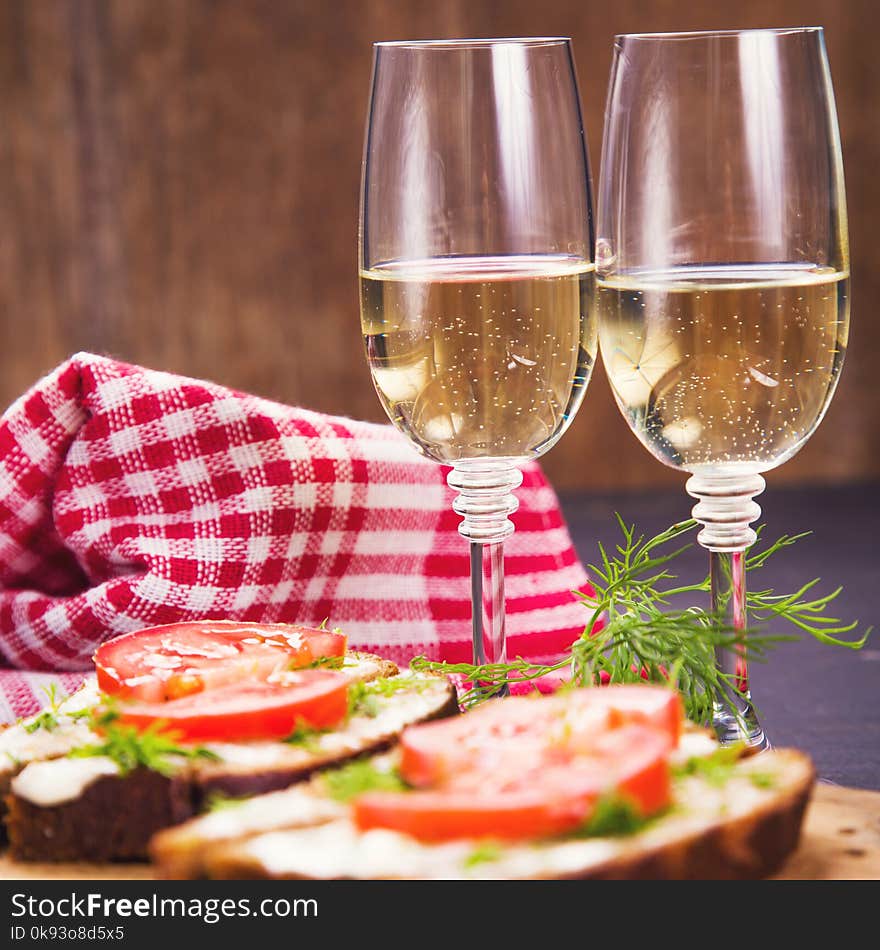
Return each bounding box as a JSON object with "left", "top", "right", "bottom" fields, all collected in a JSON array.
[
  {"left": 339, "top": 686, "right": 683, "bottom": 843},
  {"left": 90, "top": 621, "right": 353, "bottom": 742},
  {"left": 94, "top": 620, "right": 346, "bottom": 702}
]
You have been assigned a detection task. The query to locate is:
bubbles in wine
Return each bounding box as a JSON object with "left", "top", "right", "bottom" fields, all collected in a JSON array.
[
  {"left": 360, "top": 256, "right": 596, "bottom": 463},
  {"left": 597, "top": 264, "right": 849, "bottom": 473}
]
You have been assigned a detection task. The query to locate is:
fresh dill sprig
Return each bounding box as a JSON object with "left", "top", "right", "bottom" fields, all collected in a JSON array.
[
  {"left": 672, "top": 745, "right": 777, "bottom": 790},
  {"left": 205, "top": 792, "right": 250, "bottom": 812},
  {"left": 463, "top": 843, "right": 504, "bottom": 868},
  {"left": 284, "top": 678, "right": 428, "bottom": 747},
  {"left": 413, "top": 516, "right": 870, "bottom": 724},
  {"left": 574, "top": 794, "right": 652, "bottom": 838},
  {"left": 42, "top": 683, "right": 62, "bottom": 710},
  {"left": 69, "top": 704, "right": 220, "bottom": 777},
  {"left": 23, "top": 710, "right": 60, "bottom": 734},
  {"left": 672, "top": 744, "right": 744, "bottom": 786},
  {"left": 321, "top": 759, "right": 408, "bottom": 802},
  {"left": 409, "top": 655, "right": 560, "bottom": 708},
  {"left": 89, "top": 698, "right": 122, "bottom": 729},
  {"left": 283, "top": 720, "right": 328, "bottom": 751},
  {"left": 303, "top": 654, "right": 345, "bottom": 670},
  {"left": 747, "top": 771, "right": 777, "bottom": 789},
  {"left": 315, "top": 618, "right": 344, "bottom": 636},
  {"left": 21, "top": 684, "right": 78, "bottom": 734},
  {"left": 347, "top": 676, "right": 427, "bottom": 718}
]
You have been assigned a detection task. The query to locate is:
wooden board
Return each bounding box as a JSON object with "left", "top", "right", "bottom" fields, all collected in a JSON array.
[
  {"left": 0, "top": 782, "right": 876, "bottom": 880},
  {"left": 773, "top": 782, "right": 880, "bottom": 880}
]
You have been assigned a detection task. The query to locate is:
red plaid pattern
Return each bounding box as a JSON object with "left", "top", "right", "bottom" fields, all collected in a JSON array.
[{"left": 0, "top": 354, "right": 591, "bottom": 720}]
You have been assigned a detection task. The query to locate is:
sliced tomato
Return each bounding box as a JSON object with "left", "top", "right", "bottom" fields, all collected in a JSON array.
[
  {"left": 584, "top": 725, "right": 673, "bottom": 816},
  {"left": 109, "top": 670, "right": 349, "bottom": 742},
  {"left": 400, "top": 698, "right": 611, "bottom": 788},
  {"left": 354, "top": 786, "right": 598, "bottom": 842},
  {"left": 400, "top": 685, "right": 681, "bottom": 788},
  {"left": 356, "top": 726, "right": 672, "bottom": 842},
  {"left": 95, "top": 621, "right": 346, "bottom": 702},
  {"left": 290, "top": 630, "right": 347, "bottom": 662},
  {"left": 590, "top": 685, "right": 682, "bottom": 746}
]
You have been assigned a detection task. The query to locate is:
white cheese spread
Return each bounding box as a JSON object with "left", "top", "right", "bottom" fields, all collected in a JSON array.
[{"left": 11, "top": 756, "right": 120, "bottom": 807}]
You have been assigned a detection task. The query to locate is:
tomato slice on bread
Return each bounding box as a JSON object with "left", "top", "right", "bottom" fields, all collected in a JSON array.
[
  {"left": 354, "top": 786, "right": 599, "bottom": 842},
  {"left": 400, "top": 686, "right": 681, "bottom": 788},
  {"left": 355, "top": 724, "right": 673, "bottom": 842},
  {"left": 108, "top": 671, "right": 349, "bottom": 742},
  {"left": 355, "top": 687, "right": 680, "bottom": 843},
  {"left": 95, "top": 621, "right": 346, "bottom": 702}
]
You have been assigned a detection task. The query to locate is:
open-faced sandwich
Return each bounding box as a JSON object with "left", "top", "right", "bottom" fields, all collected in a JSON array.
[
  {"left": 151, "top": 685, "right": 815, "bottom": 880},
  {"left": 0, "top": 620, "right": 456, "bottom": 862}
]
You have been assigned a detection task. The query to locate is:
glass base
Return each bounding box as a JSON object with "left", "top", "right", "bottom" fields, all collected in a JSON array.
[
  {"left": 688, "top": 471, "right": 771, "bottom": 753},
  {"left": 449, "top": 463, "right": 523, "bottom": 693},
  {"left": 712, "top": 700, "right": 771, "bottom": 751}
]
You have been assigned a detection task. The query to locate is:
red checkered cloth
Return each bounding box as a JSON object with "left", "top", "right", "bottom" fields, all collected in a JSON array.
[{"left": 0, "top": 353, "right": 591, "bottom": 721}]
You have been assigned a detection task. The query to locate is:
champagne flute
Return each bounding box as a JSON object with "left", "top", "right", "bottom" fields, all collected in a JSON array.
[
  {"left": 360, "top": 39, "right": 596, "bottom": 681},
  {"left": 597, "top": 28, "right": 849, "bottom": 747}
]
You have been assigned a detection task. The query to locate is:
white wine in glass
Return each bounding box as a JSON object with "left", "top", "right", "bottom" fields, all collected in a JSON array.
[
  {"left": 360, "top": 39, "right": 596, "bottom": 680},
  {"left": 362, "top": 256, "right": 595, "bottom": 462},
  {"left": 600, "top": 264, "right": 848, "bottom": 470},
  {"left": 597, "top": 28, "right": 850, "bottom": 747}
]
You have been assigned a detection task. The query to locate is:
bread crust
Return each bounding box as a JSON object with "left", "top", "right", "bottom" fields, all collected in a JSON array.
[
  {"left": 195, "top": 750, "right": 815, "bottom": 881},
  {"left": 556, "top": 755, "right": 815, "bottom": 880}
]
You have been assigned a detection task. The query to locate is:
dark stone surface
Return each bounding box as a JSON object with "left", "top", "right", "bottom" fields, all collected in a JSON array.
[{"left": 559, "top": 482, "right": 880, "bottom": 791}]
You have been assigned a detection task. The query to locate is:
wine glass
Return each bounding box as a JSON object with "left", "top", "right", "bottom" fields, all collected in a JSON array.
[
  {"left": 360, "top": 38, "right": 596, "bottom": 680},
  {"left": 596, "top": 28, "right": 849, "bottom": 747}
]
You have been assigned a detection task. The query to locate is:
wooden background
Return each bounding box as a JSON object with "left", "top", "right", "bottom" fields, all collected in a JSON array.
[{"left": 0, "top": 0, "right": 877, "bottom": 491}]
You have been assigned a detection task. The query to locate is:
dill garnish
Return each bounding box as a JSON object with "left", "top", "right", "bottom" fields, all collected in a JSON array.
[
  {"left": 321, "top": 759, "right": 408, "bottom": 802},
  {"left": 747, "top": 772, "right": 777, "bottom": 789},
  {"left": 575, "top": 795, "right": 652, "bottom": 838},
  {"left": 205, "top": 792, "right": 250, "bottom": 812},
  {"left": 283, "top": 720, "right": 328, "bottom": 751},
  {"left": 348, "top": 676, "right": 426, "bottom": 718},
  {"left": 21, "top": 684, "right": 65, "bottom": 734},
  {"left": 463, "top": 843, "right": 504, "bottom": 868},
  {"left": 412, "top": 516, "right": 869, "bottom": 725},
  {"left": 68, "top": 703, "right": 219, "bottom": 777},
  {"left": 23, "top": 710, "right": 60, "bottom": 734},
  {"left": 672, "top": 745, "right": 743, "bottom": 786},
  {"left": 673, "top": 746, "right": 777, "bottom": 790},
  {"left": 303, "top": 655, "right": 345, "bottom": 670}
]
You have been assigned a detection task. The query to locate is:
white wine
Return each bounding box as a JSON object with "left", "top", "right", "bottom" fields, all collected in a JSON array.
[
  {"left": 361, "top": 256, "right": 596, "bottom": 463},
  {"left": 597, "top": 264, "right": 849, "bottom": 472}
]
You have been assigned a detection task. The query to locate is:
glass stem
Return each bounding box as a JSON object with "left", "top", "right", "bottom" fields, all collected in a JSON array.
[
  {"left": 448, "top": 462, "right": 523, "bottom": 698},
  {"left": 470, "top": 541, "right": 507, "bottom": 668},
  {"left": 687, "top": 471, "right": 770, "bottom": 750}
]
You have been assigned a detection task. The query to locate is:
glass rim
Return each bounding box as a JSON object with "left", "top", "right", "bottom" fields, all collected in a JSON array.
[
  {"left": 616, "top": 26, "right": 823, "bottom": 41},
  {"left": 373, "top": 36, "right": 571, "bottom": 50}
]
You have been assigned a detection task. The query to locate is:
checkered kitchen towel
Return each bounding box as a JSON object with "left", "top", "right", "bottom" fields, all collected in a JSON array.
[{"left": 0, "top": 353, "right": 592, "bottom": 720}]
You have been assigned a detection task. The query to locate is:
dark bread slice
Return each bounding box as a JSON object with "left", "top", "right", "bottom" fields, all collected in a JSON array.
[
  {"left": 6, "top": 768, "right": 191, "bottom": 863},
  {"left": 181, "top": 749, "right": 813, "bottom": 880},
  {"left": 4, "top": 665, "right": 456, "bottom": 862},
  {"left": 0, "top": 680, "right": 102, "bottom": 833}
]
